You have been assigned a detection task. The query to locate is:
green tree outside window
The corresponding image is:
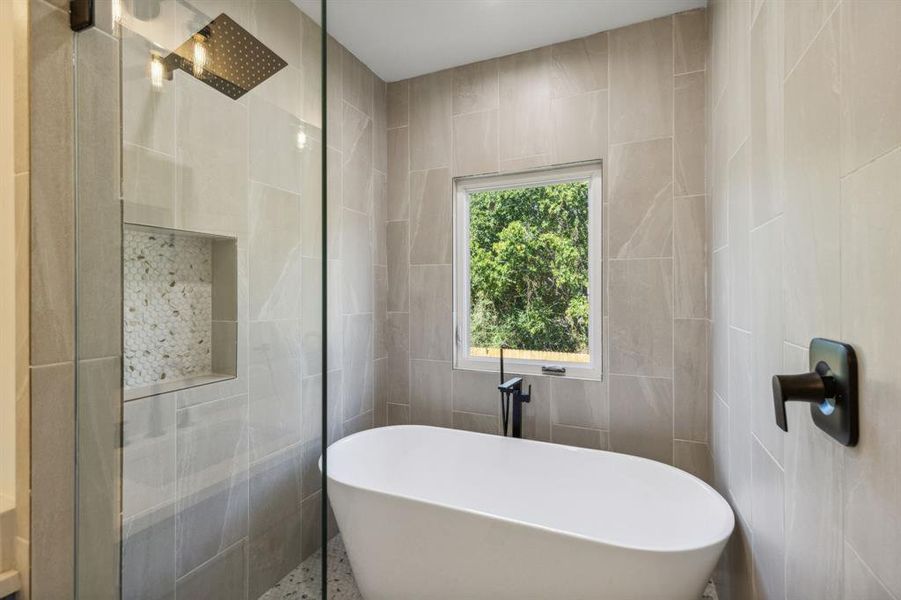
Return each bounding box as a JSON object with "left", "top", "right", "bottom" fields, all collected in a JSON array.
[{"left": 469, "top": 181, "right": 590, "bottom": 355}]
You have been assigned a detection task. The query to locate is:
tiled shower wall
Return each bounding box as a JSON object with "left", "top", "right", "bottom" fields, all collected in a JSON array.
[
  {"left": 119, "top": 2, "right": 386, "bottom": 599},
  {"left": 383, "top": 10, "right": 710, "bottom": 471},
  {"left": 707, "top": 1, "right": 901, "bottom": 599}
]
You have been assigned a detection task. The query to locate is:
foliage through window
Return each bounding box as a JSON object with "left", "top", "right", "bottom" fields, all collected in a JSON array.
[{"left": 455, "top": 165, "right": 602, "bottom": 377}]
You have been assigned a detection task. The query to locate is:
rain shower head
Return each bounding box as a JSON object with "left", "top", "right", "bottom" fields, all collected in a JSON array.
[{"left": 162, "top": 13, "right": 287, "bottom": 100}]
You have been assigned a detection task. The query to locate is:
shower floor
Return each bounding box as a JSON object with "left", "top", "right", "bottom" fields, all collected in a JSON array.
[
  {"left": 260, "top": 535, "right": 719, "bottom": 600},
  {"left": 259, "top": 536, "right": 362, "bottom": 600}
]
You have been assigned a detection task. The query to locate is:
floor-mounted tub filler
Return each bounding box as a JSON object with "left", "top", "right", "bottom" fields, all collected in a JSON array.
[{"left": 325, "top": 425, "right": 734, "bottom": 600}]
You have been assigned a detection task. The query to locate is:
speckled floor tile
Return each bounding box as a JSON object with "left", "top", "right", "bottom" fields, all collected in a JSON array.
[
  {"left": 258, "top": 536, "right": 361, "bottom": 600},
  {"left": 260, "top": 535, "right": 719, "bottom": 600}
]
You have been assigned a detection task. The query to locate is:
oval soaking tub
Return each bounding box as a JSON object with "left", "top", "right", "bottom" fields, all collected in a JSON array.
[{"left": 326, "top": 425, "right": 733, "bottom": 600}]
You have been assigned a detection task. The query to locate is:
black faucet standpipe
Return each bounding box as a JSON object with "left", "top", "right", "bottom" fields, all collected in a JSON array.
[
  {"left": 771, "top": 338, "right": 858, "bottom": 446},
  {"left": 499, "top": 376, "right": 531, "bottom": 438}
]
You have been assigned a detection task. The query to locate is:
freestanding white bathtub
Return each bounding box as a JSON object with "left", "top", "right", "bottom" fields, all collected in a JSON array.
[{"left": 326, "top": 425, "right": 733, "bottom": 600}]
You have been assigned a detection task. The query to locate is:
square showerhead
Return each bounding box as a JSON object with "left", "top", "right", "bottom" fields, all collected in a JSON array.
[{"left": 163, "top": 13, "right": 287, "bottom": 100}]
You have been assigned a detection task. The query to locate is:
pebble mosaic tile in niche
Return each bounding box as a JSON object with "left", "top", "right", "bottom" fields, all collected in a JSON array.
[{"left": 124, "top": 227, "right": 213, "bottom": 389}]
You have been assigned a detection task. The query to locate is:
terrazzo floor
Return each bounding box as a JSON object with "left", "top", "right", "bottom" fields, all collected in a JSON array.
[{"left": 261, "top": 535, "right": 719, "bottom": 600}]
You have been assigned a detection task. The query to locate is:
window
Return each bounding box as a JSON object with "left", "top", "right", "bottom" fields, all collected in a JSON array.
[{"left": 454, "top": 163, "right": 602, "bottom": 379}]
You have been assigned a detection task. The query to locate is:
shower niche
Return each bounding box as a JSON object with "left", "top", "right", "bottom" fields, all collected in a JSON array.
[{"left": 123, "top": 223, "right": 238, "bottom": 401}]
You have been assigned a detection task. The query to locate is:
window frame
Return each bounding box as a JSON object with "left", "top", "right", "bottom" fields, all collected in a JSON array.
[{"left": 453, "top": 162, "right": 603, "bottom": 380}]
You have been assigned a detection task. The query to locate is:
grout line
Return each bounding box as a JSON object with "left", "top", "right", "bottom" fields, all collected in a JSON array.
[
  {"left": 607, "top": 134, "right": 675, "bottom": 149},
  {"left": 749, "top": 211, "right": 784, "bottom": 235},
  {"left": 750, "top": 431, "right": 784, "bottom": 472},
  {"left": 844, "top": 540, "right": 901, "bottom": 600},
  {"left": 783, "top": 0, "right": 842, "bottom": 84},
  {"left": 840, "top": 142, "right": 901, "bottom": 181}
]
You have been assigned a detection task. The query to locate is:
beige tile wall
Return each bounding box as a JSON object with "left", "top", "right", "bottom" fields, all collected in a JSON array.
[
  {"left": 116, "top": 2, "right": 387, "bottom": 597},
  {"left": 707, "top": 1, "right": 901, "bottom": 598},
  {"left": 384, "top": 9, "right": 710, "bottom": 470},
  {"left": 28, "top": 1, "right": 75, "bottom": 598},
  {"left": 26, "top": 0, "right": 386, "bottom": 597},
  {"left": 27, "top": 1, "right": 123, "bottom": 599}
]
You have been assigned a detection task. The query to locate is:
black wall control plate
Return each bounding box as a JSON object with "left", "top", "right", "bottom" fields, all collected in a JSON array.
[{"left": 809, "top": 338, "right": 858, "bottom": 446}]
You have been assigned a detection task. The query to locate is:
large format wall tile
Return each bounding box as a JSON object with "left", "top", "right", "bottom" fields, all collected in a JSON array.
[
  {"left": 387, "top": 314, "right": 410, "bottom": 405},
  {"left": 123, "top": 144, "right": 176, "bottom": 228},
  {"left": 550, "top": 90, "right": 607, "bottom": 164},
  {"left": 549, "top": 33, "right": 608, "bottom": 96},
  {"left": 339, "top": 208, "right": 373, "bottom": 315},
  {"left": 727, "top": 328, "right": 752, "bottom": 521},
  {"left": 409, "top": 266, "right": 452, "bottom": 361},
  {"left": 387, "top": 80, "right": 408, "bottom": 128},
  {"left": 710, "top": 249, "right": 729, "bottom": 402},
  {"left": 711, "top": 396, "right": 730, "bottom": 497},
  {"left": 750, "top": 217, "right": 784, "bottom": 465},
  {"left": 409, "top": 70, "right": 452, "bottom": 171},
  {"left": 122, "top": 29, "right": 175, "bottom": 153},
  {"left": 608, "top": 138, "right": 673, "bottom": 259},
  {"left": 552, "top": 424, "right": 607, "bottom": 451},
  {"left": 549, "top": 377, "right": 608, "bottom": 431},
  {"left": 452, "top": 59, "right": 499, "bottom": 115},
  {"left": 783, "top": 343, "right": 842, "bottom": 600},
  {"left": 673, "top": 440, "right": 712, "bottom": 484},
  {"left": 387, "top": 221, "right": 409, "bottom": 312},
  {"left": 122, "top": 505, "right": 176, "bottom": 600},
  {"left": 342, "top": 313, "right": 374, "bottom": 420},
  {"left": 783, "top": 0, "right": 838, "bottom": 74},
  {"left": 843, "top": 543, "right": 895, "bottom": 600},
  {"left": 674, "top": 71, "right": 705, "bottom": 197},
  {"left": 387, "top": 127, "right": 410, "bottom": 220},
  {"left": 839, "top": 0, "right": 901, "bottom": 175},
  {"left": 250, "top": 95, "right": 303, "bottom": 194},
  {"left": 726, "top": 0, "right": 750, "bottom": 158},
  {"left": 674, "top": 9, "right": 706, "bottom": 75},
  {"left": 454, "top": 411, "right": 500, "bottom": 436},
  {"left": 609, "top": 17, "right": 673, "bottom": 144},
  {"left": 342, "top": 102, "right": 373, "bottom": 214},
  {"left": 410, "top": 360, "right": 452, "bottom": 427},
  {"left": 176, "top": 74, "right": 249, "bottom": 237},
  {"left": 410, "top": 168, "right": 452, "bottom": 265},
  {"left": 248, "top": 445, "right": 303, "bottom": 599},
  {"left": 30, "top": 0, "right": 74, "bottom": 366},
  {"left": 387, "top": 403, "right": 410, "bottom": 425},
  {"left": 727, "top": 141, "right": 750, "bottom": 331},
  {"left": 123, "top": 394, "right": 176, "bottom": 519},
  {"left": 249, "top": 321, "right": 303, "bottom": 462},
  {"left": 841, "top": 147, "right": 901, "bottom": 597},
  {"left": 609, "top": 375, "right": 673, "bottom": 464},
  {"left": 751, "top": 438, "right": 785, "bottom": 600},
  {"left": 674, "top": 195, "right": 707, "bottom": 319},
  {"left": 499, "top": 47, "right": 552, "bottom": 160},
  {"left": 30, "top": 362, "right": 75, "bottom": 600},
  {"left": 175, "top": 540, "right": 245, "bottom": 600},
  {"left": 452, "top": 369, "right": 502, "bottom": 416},
  {"left": 249, "top": 183, "right": 302, "bottom": 321},
  {"left": 674, "top": 318, "right": 707, "bottom": 442},
  {"left": 343, "top": 48, "right": 374, "bottom": 116},
  {"left": 453, "top": 109, "right": 499, "bottom": 176},
  {"left": 609, "top": 258, "right": 674, "bottom": 378},
  {"left": 175, "top": 394, "right": 249, "bottom": 578},
  {"left": 326, "top": 35, "right": 343, "bottom": 152},
  {"left": 783, "top": 13, "right": 841, "bottom": 348},
  {"left": 749, "top": 0, "right": 784, "bottom": 227},
  {"left": 374, "top": 79, "right": 388, "bottom": 172}
]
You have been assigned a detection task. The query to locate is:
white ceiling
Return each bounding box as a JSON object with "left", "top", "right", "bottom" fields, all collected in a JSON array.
[{"left": 294, "top": 0, "right": 706, "bottom": 82}]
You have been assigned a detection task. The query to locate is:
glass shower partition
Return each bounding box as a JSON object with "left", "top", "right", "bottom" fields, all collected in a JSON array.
[{"left": 72, "top": 1, "right": 329, "bottom": 597}]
